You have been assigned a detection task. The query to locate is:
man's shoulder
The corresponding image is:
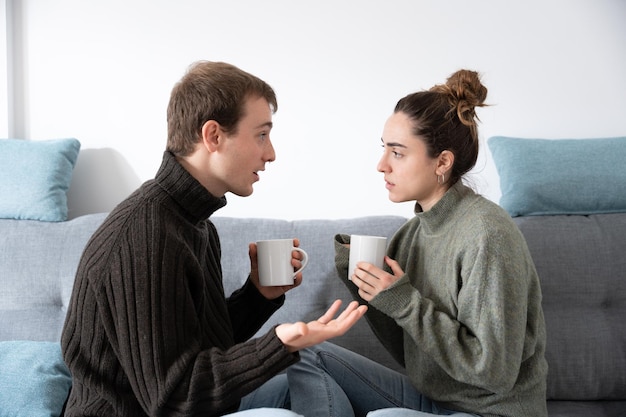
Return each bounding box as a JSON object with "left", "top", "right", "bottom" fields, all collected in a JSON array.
[
  {"left": 85, "top": 190, "right": 168, "bottom": 250},
  {"left": 78, "top": 195, "right": 187, "bottom": 282}
]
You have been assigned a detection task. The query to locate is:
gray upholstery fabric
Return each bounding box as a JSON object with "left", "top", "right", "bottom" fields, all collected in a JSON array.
[
  {"left": 212, "top": 215, "right": 408, "bottom": 372},
  {"left": 547, "top": 400, "right": 626, "bottom": 417},
  {"left": 0, "top": 213, "right": 107, "bottom": 342},
  {"left": 1, "top": 212, "right": 625, "bottom": 416},
  {"left": 515, "top": 214, "right": 626, "bottom": 404}
]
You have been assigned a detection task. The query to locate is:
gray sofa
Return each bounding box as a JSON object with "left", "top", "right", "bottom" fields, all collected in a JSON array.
[{"left": 1, "top": 212, "right": 625, "bottom": 416}]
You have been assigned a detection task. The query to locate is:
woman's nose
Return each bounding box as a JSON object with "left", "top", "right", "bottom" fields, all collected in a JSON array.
[{"left": 376, "top": 155, "right": 387, "bottom": 173}]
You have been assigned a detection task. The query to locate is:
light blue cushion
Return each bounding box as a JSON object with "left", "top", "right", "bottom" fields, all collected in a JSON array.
[
  {"left": 0, "top": 341, "right": 71, "bottom": 417},
  {"left": 488, "top": 136, "right": 626, "bottom": 217},
  {"left": 0, "top": 138, "right": 80, "bottom": 221}
]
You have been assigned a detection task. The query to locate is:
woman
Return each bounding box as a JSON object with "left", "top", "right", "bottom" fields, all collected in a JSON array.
[{"left": 287, "top": 70, "right": 548, "bottom": 417}]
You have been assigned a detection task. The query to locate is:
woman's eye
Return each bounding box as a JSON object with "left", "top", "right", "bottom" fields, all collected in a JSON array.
[{"left": 381, "top": 144, "right": 402, "bottom": 158}]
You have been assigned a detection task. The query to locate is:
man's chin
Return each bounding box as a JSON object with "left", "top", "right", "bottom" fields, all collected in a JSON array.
[{"left": 231, "top": 187, "right": 254, "bottom": 198}]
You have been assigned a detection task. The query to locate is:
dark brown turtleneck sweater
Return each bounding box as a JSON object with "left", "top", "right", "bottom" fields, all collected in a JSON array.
[{"left": 61, "top": 151, "right": 298, "bottom": 416}]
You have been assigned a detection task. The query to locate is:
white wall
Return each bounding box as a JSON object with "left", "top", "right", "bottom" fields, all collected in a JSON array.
[
  {"left": 0, "top": 0, "right": 8, "bottom": 137},
  {"left": 6, "top": 0, "right": 626, "bottom": 219}
]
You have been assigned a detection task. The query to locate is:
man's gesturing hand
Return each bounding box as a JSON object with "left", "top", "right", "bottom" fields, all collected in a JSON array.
[{"left": 275, "top": 300, "right": 368, "bottom": 353}]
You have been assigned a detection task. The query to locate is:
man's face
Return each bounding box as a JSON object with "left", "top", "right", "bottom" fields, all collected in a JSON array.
[{"left": 213, "top": 96, "right": 276, "bottom": 197}]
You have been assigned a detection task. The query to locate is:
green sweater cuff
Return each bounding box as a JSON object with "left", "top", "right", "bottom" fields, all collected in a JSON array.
[{"left": 370, "top": 274, "right": 415, "bottom": 316}]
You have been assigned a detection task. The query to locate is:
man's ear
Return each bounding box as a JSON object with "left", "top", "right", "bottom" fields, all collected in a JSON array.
[
  {"left": 437, "top": 150, "right": 454, "bottom": 175},
  {"left": 201, "top": 120, "right": 221, "bottom": 152}
]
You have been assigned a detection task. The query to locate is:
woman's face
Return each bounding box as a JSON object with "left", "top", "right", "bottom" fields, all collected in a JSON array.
[{"left": 377, "top": 111, "right": 445, "bottom": 211}]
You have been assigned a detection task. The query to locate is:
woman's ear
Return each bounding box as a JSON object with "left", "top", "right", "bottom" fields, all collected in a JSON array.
[
  {"left": 437, "top": 150, "right": 454, "bottom": 176},
  {"left": 201, "top": 120, "right": 221, "bottom": 152}
]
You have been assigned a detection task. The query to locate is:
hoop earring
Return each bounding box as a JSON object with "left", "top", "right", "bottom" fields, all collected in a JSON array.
[{"left": 437, "top": 173, "right": 445, "bottom": 185}]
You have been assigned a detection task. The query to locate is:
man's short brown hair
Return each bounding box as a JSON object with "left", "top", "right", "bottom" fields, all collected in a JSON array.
[{"left": 166, "top": 61, "right": 277, "bottom": 156}]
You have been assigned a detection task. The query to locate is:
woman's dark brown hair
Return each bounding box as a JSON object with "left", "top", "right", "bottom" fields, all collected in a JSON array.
[{"left": 395, "top": 69, "right": 488, "bottom": 185}]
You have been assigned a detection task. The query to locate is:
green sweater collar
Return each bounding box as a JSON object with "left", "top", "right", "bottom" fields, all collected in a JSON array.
[{"left": 414, "top": 181, "right": 473, "bottom": 232}]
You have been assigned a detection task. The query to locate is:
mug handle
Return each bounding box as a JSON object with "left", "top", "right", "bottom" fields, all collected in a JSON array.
[{"left": 292, "top": 247, "right": 309, "bottom": 277}]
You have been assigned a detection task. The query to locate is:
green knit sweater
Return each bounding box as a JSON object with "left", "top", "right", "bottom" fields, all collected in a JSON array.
[
  {"left": 335, "top": 182, "right": 548, "bottom": 417},
  {"left": 61, "top": 152, "right": 298, "bottom": 416}
]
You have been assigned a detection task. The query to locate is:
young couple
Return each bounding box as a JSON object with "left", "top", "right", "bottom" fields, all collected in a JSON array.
[{"left": 61, "top": 61, "right": 548, "bottom": 417}]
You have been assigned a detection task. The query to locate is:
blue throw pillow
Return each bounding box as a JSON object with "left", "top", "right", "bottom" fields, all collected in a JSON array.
[
  {"left": 0, "top": 341, "right": 72, "bottom": 417},
  {"left": 0, "top": 138, "right": 80, "bottom": 221},
  {"left": 488, "top": 136, "right": 626, "bottom": 216}
]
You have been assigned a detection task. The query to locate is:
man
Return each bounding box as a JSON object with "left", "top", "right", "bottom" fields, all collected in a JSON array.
[{"left": 61, "top": 61, "right": 367, "bottom": 416}]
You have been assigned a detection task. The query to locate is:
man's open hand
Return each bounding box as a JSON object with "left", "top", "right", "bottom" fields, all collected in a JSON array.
[{"left": 275, "top": 300, "right": 368, "bottom": 352}]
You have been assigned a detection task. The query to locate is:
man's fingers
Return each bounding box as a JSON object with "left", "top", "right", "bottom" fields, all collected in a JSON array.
[
  {"left": 333, "top": 300, "right": 360, "bottom": 321},
  {"left": 317, "top": 299, "right": 342, "bottom": 324},
  {"left": 331, "top": 305, "right": 369, "bottom": 336}
]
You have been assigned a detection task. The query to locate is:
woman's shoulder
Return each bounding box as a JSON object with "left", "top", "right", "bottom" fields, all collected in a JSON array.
[
  {"left": 474, "top": 193, "right": 511, "bottom": 219},
  {"left": 455, "top": 184, "right": 509, "bottom": 218},
  {"left": 457, "top": 191, "right": 521, "bottom": 237}
]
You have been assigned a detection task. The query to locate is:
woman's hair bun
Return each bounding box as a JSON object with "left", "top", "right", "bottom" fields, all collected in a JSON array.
[{"left": 431, "top": 69, "right": 487, "bottom": 127}]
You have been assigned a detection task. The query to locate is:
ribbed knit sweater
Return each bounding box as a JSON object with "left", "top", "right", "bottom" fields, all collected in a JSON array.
[
  {"left": 335, "top": 182, "right": 548, "bottom": 417},
  {"left": 61, "top": 151, "right": 298, "bottom": 416}
]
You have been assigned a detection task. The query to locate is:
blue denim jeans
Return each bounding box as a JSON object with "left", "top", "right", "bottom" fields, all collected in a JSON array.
[
  {"left": 225, "top": 374, "right": 304, "bottom": 417},
  {"left": 287, "top": 342, "right": 478, "bottom": 417}
]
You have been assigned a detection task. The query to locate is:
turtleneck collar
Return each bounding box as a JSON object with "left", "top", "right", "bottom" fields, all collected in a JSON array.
[
  {"left": 155, "top": 151, "right": 227, "bottom": 223},
  {"left": 414, "top": 181, "right": 472, "bottom": 231}
]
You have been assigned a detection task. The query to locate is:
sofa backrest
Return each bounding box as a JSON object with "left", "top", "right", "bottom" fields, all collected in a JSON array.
[
  {"left": 212, "top": 215, "right": 409, "bottom": 372},
  {"left": 0, "top": 213, "right": 408, "bottom": 372},
  {"left": 0, "top": 213, "right": 108, "bottom": 342},
  {"left": 514, "top": 213, "right": 626, "bottom": 402},
  {"left": 3, "top": 211, "right": 624, "bottom": 403}
]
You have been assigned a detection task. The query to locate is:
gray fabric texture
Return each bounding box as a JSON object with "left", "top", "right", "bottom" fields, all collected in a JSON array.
[
  {"left": 514, "top": 214, "right": 626, "bottom": 403},
  {"left": 1, "top": 212, "right": 625, "bottom": 416},
  {"left": 547, "top": 400, "right": 626, "bottom": 417},
  {"left": 212, "top": 215, "right": 408, "bottom": 372},
  {"left": 0, "top": 213, "right": 108, "bottom": 341}
]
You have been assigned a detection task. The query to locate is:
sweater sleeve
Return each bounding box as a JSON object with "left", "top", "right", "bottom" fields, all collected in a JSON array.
[
  {"left": 334, "top": 234, "right": 405, "bottom": 367},
  {"left": 227, "top": 278, "right": 285, "bottom": 343},
  {"left": 370, "top": 221, "right": 535, "bottom": 393},
  {"left": 91, "top": 220, "right": 298, "bottom": 415}
]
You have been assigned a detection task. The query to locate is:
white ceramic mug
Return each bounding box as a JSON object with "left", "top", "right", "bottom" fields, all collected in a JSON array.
[
  {"left": 348, "top": 235, "right": 387, "bottom": 280},
  {"left": 257, "top": 239, "right": 309, "bottom": 286}
]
